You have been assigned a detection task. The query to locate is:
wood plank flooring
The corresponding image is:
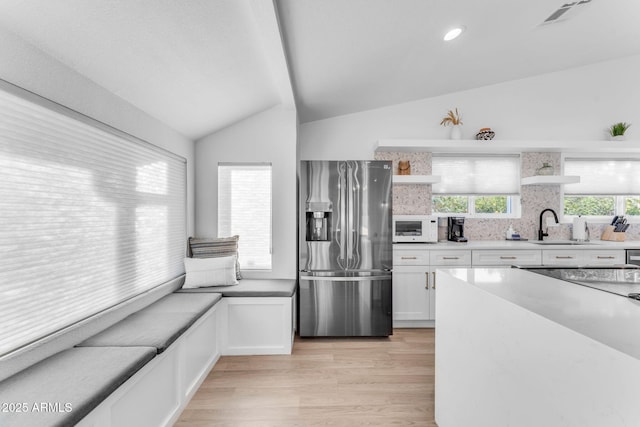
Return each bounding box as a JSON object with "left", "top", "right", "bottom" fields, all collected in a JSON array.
[{"left": 175, "top": 329, "right": 436, "bottom": 426}]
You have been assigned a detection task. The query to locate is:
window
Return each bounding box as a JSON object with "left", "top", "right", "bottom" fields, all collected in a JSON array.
[
  {"left": 218, "top": 163, "right": 272, "bottom": 270},
  {"left": 0, "top": 84, "right": 186, "bottom": 357},
  {"left": 564, "top": 158, "right": 640, "bottom": 221},
  {"left": 431, "top": 154, "right": 521, "bottom": 217},
  {"left": 564, "top": 158, "right": 640, "bottom": 219}
]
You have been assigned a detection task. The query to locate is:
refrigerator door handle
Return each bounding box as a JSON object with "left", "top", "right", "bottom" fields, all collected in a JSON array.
[
  {"left": 346, "top": 162, "right": 354, "bottom": 268},
  {"left": 337, "top": 162, "right": 348, "bottom": 268},
  {"left": 346, "top": 161, "right": 361, "bottom": 269},
  {"left": 299, "top": 275, "right": 392, "bottom": 282}
]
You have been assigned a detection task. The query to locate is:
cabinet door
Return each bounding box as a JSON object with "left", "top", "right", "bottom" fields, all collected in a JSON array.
[
  {"left": 428, "top": 266, "right": 437, "bottom": 320},
  {"left": 472, "top": 250, "right": 542, "bottom": 266},
  {"left": 430, "top": 250, "right": 472, "bottom": 266},
  {"left": 392, "top": 266, "right": 430, "bottom": 321},
  {"left": 581, "top": 250, "right": 625, "bottom": 265},
  {"left": 541, "top": 250, "right": 582, "bottom": 266},
  {"left": 393, "top": 250, "right": 429, "bottom": 266}
]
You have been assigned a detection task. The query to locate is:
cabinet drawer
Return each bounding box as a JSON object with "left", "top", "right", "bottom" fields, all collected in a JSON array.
[
  {"left": 541, "top": 250, "right": 582, "bottom": 266},
  {"left": 393, "top": 250, "right": 429, "bottom": 266},
  {"left": 541, "top": 250, "right": 625, "bottom": 266},
  {"left": 581, "top": 250, "right": 625, "bottom": 265},
  {"left": 472, "top": 250, "right": 541, "bottom": 266},
  {"left": 430, "top": 250, "right": 471, "bottom": 266}
]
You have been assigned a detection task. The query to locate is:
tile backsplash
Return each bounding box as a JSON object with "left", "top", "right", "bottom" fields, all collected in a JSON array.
[{"left": 374, "top": 151, "right": 638, "bottom": 241}]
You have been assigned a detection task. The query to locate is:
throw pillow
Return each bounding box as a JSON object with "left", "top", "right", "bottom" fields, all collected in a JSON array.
[
  {"left": 188, "top": 235, "right": 242, "bottom": 279},
  {"left": 183, "top": 256, "right": 239, "bottom": 288}
]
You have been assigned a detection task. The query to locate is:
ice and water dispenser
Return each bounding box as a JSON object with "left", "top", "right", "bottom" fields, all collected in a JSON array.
[{"left": 305, "top": 203, "right": 332, "bottom": 241}]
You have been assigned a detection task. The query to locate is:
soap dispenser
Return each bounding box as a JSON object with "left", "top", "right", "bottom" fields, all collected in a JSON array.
[{"left": 506, "top": 224, "right": 515, "bottom": 240}]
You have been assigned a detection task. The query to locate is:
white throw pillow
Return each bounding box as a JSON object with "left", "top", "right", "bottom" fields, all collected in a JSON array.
[{"left": 183, "top": 256, "right": 239, "bottom": 288}]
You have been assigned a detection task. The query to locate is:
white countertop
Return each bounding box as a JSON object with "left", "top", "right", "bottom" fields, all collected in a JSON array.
[
  {"left": 439, "top": 267, "right": 640, "bottom": 360},
  {"left": 393, "top": 240, "right": 640, "bottom": 250}
]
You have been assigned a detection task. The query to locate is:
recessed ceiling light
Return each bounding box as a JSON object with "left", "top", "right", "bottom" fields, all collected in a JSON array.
[{"left": 443, "top": 27, "right": 465, "bottom": 41}]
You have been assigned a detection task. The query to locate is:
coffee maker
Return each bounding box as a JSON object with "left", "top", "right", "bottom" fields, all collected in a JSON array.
[{"left": 447, "top": 217, "right": 468, "bottom": 242}]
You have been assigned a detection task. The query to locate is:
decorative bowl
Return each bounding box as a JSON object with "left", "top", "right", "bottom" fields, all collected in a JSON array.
[{"left": 476, "top": 128, "right": 495, "bottom": 140}]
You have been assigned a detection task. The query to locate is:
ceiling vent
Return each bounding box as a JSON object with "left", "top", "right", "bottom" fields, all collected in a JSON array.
[{"left": 541, "top": 0, "right": 594, "bottom": 25}]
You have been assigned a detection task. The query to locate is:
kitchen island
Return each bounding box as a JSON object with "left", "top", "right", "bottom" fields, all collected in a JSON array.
[{"left": 435, "top": 267, "right": 640, "bottom": 427}]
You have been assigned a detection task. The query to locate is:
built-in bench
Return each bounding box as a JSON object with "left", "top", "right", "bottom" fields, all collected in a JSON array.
[
  {"left": 0, "top": 346, "right": 156, "bottom": 427},
  {"left": 178, "top": 278, "right": 297, "bottom": 355},
  {"left": 0, "top": 278, "right": 297, "bottom": 427}
]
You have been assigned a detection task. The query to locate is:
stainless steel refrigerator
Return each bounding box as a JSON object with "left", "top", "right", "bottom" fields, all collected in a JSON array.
[{"left": 299, "top": 160, "right": 393, "bottom": 337}]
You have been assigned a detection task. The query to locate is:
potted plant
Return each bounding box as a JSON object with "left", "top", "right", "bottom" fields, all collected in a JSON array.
[
  {"left": 440, "top": 108, "right": 463, "bottom": 139},
  {"left": 609, "top": 122, "right": 631, "bottom": 141}
]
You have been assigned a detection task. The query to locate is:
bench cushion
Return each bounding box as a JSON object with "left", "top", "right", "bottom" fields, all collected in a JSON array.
[
  {"left": 140, "top": 292, "right": 222, "bottom": 315},
  {"left": 178, "top": 278, "right": 297, "bottom": 297},
  {"left": 78, "top": 312, "right": 196, "bottom": 353},
  {"left": 77, "top": 293, "right": 221, "bottom": 353},
  {"left": 0, "top": 346, "right": 155, "bottom": 427}
]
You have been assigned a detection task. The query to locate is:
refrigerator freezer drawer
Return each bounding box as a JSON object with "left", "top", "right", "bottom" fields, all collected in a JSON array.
[{"left": 299, "top": 275, "right": 392, "bottom": 337}]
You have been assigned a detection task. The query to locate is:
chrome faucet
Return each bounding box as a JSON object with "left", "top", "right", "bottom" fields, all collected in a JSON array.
[{"left": 538, "top": 208, "right": 559, "bottom": 241}]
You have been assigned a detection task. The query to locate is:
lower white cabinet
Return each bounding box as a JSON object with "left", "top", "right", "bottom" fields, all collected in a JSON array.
[
  {"left": 542, "top": 249, "right": 625, "bottom": 266},
  {"left": 471, "top": 250, "right": 542, "bottom": 267},
  {"left": 393, "top": 266, "right": 430, "bottom": 323},
  {"left": 393, "top": 245, "right": 626, "bottom": 329},
  {"left": 393, "top": 248, "right": 470, "bottom": 328}
]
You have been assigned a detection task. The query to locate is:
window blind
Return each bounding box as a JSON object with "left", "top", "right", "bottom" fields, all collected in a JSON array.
[
  {"left": 218, "top": 163, "right": 272, "bottom": 270},
  {"left": 0, "top": 85, "right": 186, "bottom": 357},
  {"left": 432, "top": 154, "right": 520, "bottom": 195},
  {"left": 564, "top": 158, "right": 640, "bottom": 195}
]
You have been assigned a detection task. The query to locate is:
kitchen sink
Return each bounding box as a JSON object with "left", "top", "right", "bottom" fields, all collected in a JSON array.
[{"left": 531, "top": 241, "right": 596, "bottom": 246}]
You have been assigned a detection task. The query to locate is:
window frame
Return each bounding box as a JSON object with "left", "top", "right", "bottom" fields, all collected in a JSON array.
[
  {"left": 431, "top": 153, "right": 522, "bottom": 219},
  {"left": 432, "top": 194, "right": 521, "bottom": 218},
  {"left": 0, "top": 80, "right": 187, "bottom": 359},
  {"left": 562, "top": 154, "right": 640, "bottom": 223},
  {"left": 217, "top": 162, "right": 273, "bottom": 271}
]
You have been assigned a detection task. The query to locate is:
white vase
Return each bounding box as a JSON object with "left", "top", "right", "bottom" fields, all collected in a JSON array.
[
  {"left": 611, "top": 135, "right": 626, "bottom": 141},
  {"left": 450, "top": 125, "right": 462, "bottom": 140}
]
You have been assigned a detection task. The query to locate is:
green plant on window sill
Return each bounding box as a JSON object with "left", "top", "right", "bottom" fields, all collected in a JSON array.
[{"left": 609, "top": 122, "right": 631, "bottom": 137}]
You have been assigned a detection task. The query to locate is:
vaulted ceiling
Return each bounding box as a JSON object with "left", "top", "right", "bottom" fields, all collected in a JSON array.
[{"left": 0, "top": 0, "right": 639, "bottom": 140}]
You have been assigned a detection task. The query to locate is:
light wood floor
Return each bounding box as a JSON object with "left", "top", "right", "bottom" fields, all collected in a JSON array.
[{"left": 175, "top": 329, "right": 436, "bottom": 427}]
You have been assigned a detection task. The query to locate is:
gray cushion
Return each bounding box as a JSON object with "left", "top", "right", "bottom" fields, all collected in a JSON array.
[
  {"left": 78, "top": 312, "right": 196, "bottom": 353},
  {"left": 141, "top": 292, "right": 222, "bottom": 315},
  {"left": 78, "top": 293, "right": 220, "bottom": 353},
  {"left": 178, "top": 278, "right": 297, "bottom": 297},
  {"left": 0, "top": 346, "right": 155, "bottom": 427}
]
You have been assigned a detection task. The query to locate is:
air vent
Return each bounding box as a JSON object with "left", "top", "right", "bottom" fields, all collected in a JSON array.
[{"left": 541, "top": 0, "right": 593, "bottom": 25}]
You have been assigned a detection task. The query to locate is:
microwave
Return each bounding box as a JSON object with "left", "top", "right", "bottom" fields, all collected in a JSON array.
[{"left": 392, "top": 215, "right": 438, "bottom": 243}]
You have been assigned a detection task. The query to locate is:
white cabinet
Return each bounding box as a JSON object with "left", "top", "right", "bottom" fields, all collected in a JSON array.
[
  {"left": 542, "top": 249, "right": 625, "bottom": 266},
  {"left": 429, "top": 250, "right": 471, "bottom": 320},
  {"left": 393, "top": 248, "right": 470, "bottom": 328},
  {"left": 393, "top": 248, "right": 431, "bottom": 327},
  {"left": 393, "top": 245, "right": 625, "bottom": 329},
  {"left": 472, "top": 250, "right": 542, "bottom": 267},
  {"left": 392, "top": 265, "right": 430, "bottom": 322}
]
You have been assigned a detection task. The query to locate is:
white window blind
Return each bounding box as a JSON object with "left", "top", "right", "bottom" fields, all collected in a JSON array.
[
  {"left": 0, "top": 85, "right": 186, "bottom": 357},
  {"left": 432, "top": 154, "right": 520, "bottom": 195},
  {"left": 565, "top": 158, "right": 640, "bottom": 195},
  {"left": 218, "top": 163, "right": 272, "bottom": 270}
]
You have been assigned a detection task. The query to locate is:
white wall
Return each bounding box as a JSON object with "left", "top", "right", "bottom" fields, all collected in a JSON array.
[
  {"left": 299, "top": 54, "right": 640, "bottom": 159},
  {"left": 0, "top": 26, "right": 196, "bottom": 235},
  {"left": 195, "top": 106, "right": 297, "bottom": 279}
]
